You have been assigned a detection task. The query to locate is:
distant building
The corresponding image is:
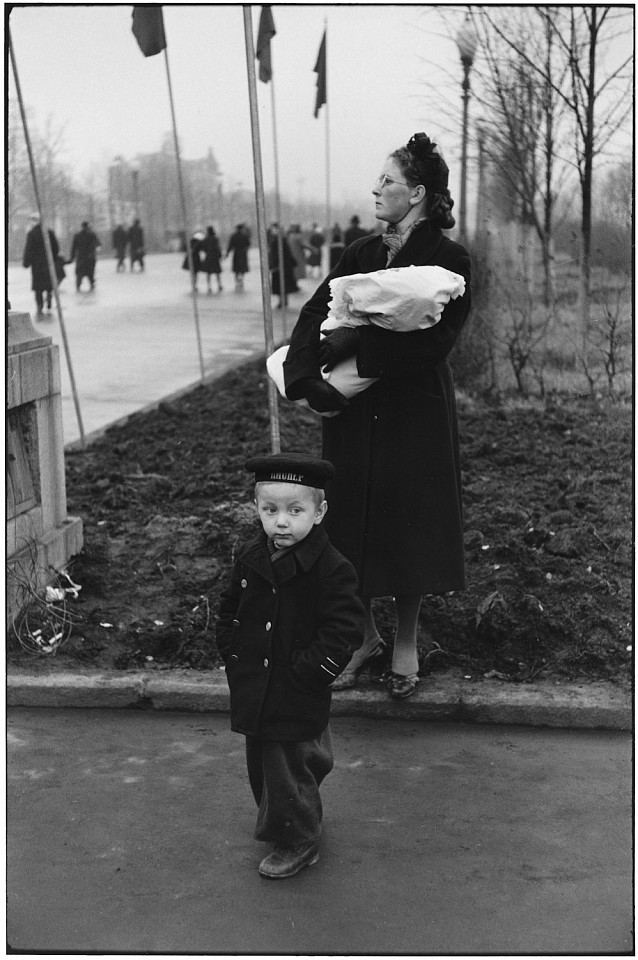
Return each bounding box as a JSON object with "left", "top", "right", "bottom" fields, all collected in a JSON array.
[{"left": 107, "top": 138, "right": 223, "bottom": 252}]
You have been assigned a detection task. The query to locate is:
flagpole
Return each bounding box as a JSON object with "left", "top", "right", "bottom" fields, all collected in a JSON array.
[
  {"left": 162, "top": 46, "right": 205, "bottom": 383},
  {"left": 8, "top": 26, "right": 86, "bottom": 448},
  {"left": 270, "top": 80, "right": 288, "bottom": 338},
  {"left": 243, "top": 5, "right": 281, "bottom": 454},
  {"left": 324, "top": 21, "right": 331, "bottom": 266}
]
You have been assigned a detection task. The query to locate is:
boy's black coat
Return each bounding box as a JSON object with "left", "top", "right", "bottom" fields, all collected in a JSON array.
[{"left": 216, "top": 525, "right": 365, "bottom": 741}]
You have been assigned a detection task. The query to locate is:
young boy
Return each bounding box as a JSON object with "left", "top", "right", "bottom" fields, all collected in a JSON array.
[{"left": 216, "top": 452, "right": 365, "bottom": 879}]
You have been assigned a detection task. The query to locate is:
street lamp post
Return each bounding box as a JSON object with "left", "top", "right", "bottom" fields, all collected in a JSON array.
[
  {"left": 456, "top": 15, "right": 478, "bottom": 246},
  {"left": 475, "top": 121, "right": 486, "bottom": 241}
]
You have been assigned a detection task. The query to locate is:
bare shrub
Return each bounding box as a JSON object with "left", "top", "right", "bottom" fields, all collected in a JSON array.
[{"left": 450, "top": 243, "right": 497, "bottom": 393}]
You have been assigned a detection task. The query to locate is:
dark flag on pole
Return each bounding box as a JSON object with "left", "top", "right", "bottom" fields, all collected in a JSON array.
[
  {"left": 132, "top": 5, "right": 167, "bottom": 58},
  {"left": 313, "top": 29, "right": 326, "bottom": 117},
  {"left": 256, "top": 5, "right": 276, "bottom": 83}
]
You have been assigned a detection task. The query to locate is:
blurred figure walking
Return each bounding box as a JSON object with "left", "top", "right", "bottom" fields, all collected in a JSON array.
[
  {"left": 69, "top": 221, "right": 101, "bottom": 291},
  {"left": 226, "top": 223, "right": 250, "bottom": 290},
  {"left": 112, "top": 224, "right": 128, "bottom": 272},
  {"left": 128, "top": 219, "right": 145, "bottom": 272},
  {"left": 329, "top": 223, "right": 345, "bottom": 270},
  {"left": 344, "top": 215, "right": 368, "bottom": 246},
  {"left": 287, "top": 224, "right": 308, "bottom": 283},
  {"left": 182, "top": 233, "right": 203, "bottom": 292},
  {"left": 201, "top": 225, "right": 223, "bottom": 293},
  {"left": 307, "top": 222, "right": 325, "bottom": 279},
  {"left": 268, "top": 223, "right": 298, "bottom": 309},
  {"left": 22, "top": 212, "right": 63, "bottom": 318}
]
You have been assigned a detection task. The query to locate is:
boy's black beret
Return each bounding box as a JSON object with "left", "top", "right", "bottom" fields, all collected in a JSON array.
[{"left": 245, "top": 452, "right": 335, "bottom": 489}]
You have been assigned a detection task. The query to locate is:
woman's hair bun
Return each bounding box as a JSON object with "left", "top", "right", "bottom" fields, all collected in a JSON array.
[
  {"left": 405, "top": 132, "right": 449, "bottom": 196},
  {"left": 406, "top": 132, "right": 439, "bottom": 162}
]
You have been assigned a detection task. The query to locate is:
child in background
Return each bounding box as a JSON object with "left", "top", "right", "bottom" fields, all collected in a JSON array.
[{"left": 216, "top": 452, "right": 365, "bottom": 879}]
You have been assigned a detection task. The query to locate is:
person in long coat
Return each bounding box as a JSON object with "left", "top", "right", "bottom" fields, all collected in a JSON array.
[
  {"left": 201, "top": 225, "right": 223, "bottom": 293},
  {"left": 307, "top": 223, "right": 325, "bottom": 279},
  {"left": 283, "top": 132, "right": 471, "bottom": 700},
  {"left": 128, "top": 219, "right": 145, "bottom": 272},
  {"left": 182, "top": 234, "right": 204, "bottom": 291},
  {"left": 287, "top": 224, "right": 308, "bottom": 283},
  {"left": 269, "top": 225, "right": 299, "bottom": 308},
  {"left": 69, "top": 221, "right": 100, "bottom": 291},
  {"left": 22, "top": 213, "right": 61, "bottom": 316},
  {"left": 112, "top": 224, "right": 128, "bottom": 272},
  {"left": 226, "top": 223, "right": 250, "bottom": 290}
]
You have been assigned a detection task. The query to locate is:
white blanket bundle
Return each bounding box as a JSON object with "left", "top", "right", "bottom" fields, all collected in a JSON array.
[{"left": 267, "top": 264, "right": 466, "bottom": 417}]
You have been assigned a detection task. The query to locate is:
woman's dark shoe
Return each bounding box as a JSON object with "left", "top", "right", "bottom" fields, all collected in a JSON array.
[
  {"left": 387, "top": 672, "right": 420, "bottom": 699},
  {"left": 331, "top": 636, "right": 388, "bottom": 690}
]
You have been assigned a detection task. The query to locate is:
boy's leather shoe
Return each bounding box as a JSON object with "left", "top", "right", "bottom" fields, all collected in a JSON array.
[{"left": 259, "top": 841, "right": 320, "bottom": 879}]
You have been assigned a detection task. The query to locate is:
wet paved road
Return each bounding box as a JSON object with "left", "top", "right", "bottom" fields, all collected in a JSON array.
[
  {"left": 8, "top": 251, "right": 297, "bottom": 446},
  {"left": 7, "top": 708, "right": 633, "bottom": 955}
]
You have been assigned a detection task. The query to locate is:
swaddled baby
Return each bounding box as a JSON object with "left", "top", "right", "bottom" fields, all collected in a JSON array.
[{"left": 267, "top": 264, "right": 466, "bottom": 417}]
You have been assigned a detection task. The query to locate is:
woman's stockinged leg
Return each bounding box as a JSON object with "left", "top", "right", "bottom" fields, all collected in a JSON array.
[
  {"left": 391, "top": 593, "right": 422, "bottom": 677},
  {"left": 331, "top": 598, "right": 386, "bottom": 688}
]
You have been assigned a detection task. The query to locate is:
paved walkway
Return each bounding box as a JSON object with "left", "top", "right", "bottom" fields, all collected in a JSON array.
[
  {"left": 8, "top": 708, "right": 633, "bottom": 955},
  {"left": 9, "top": 251, "right": 299, "bottom": 446}
]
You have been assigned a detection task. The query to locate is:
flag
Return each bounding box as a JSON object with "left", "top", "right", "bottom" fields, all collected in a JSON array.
[
  {"left": 313, "top": 29, "right": 326, "bottom": 118},
  {"left": 132, "top": 5, "right": 167, "bottom": 58},
  {"left": 256, "top": 5, "right": 276, "bottom": 83}
]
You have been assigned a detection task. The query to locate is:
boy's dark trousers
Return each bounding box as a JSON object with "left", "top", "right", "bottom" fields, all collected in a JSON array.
[{"left": 245, "top": 726, "right": 333, "bottom": 847}]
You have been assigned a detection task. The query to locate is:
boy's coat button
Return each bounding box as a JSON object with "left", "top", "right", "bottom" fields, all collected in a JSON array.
[{"left": 241, "top": 579, "right": 248, "bottom": 588}]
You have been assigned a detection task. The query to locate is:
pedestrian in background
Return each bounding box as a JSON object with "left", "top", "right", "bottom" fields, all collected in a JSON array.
[
  {"left": 269, "top": 223, "right": 298, "bottom": 309},
  {"left": 226, "top": 223, "right": 250, "bottom": 291},
  {"left": 283, "top": 132, "right": 471, "bottom": 700},
  {"left": 182, "top": 233, "right": 203, "bottom": 292},
  {"left": 22, "top": 213, "right": 63, "bottom": 318},
  {"left": 286, "top": 224, "right": 308, "bottom": 283},
  {"left": 128, "top": 219, "right": 145, "bottom": 272},
  {"left": 344, "top": 215, "right": 368, "bottom": 246},
  {"left": 112, "top": 224, "right": 128, "bottom": 272},
  {"left": 201, "top": 225, "right": 223, "bottom": 294},
  {"left": 329, "top": 223, "right": 345, "bottom": 271},
  {"left": 307, "top": 222, "right": 325, "bottom": 279},
  {"left": 216, "top": 452, "right": 364, "bottom": 879},
  {"left": 69, "top": 221, "right": 100, "bottom": 292}
]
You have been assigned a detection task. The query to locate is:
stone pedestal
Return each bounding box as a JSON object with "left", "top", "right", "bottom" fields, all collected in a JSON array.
[{"left": 7, "top": 311, "right": 83, "bottom": 626}]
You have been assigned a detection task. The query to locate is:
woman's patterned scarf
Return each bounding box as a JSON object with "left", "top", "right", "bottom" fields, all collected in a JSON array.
[{"left": 382, "top": 218, "right": 427, "bottom": 266}]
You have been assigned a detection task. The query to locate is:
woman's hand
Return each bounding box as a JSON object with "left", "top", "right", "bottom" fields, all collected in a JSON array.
[
  {"left": 318, "top": 327, "right": 360, "bottom": 372},
  {"left": 303, "top": 379, "right": 349, "bottom": 413}
]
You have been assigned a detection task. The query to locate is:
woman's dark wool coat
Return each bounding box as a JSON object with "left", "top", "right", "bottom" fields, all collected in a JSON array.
[
  {"left": 216, "top": 525, "right": 365, "bottom": 741},
  {"left": 284, "top": 220, "right": 471, "bottom": 598}
]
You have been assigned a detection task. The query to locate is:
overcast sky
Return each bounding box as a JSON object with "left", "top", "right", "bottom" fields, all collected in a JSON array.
[
  {"left": 8, "top": 3, "right": 477, "bottom": 212},
  {"left": 8, "top": 3, "right": 633, "bottom": 217}
]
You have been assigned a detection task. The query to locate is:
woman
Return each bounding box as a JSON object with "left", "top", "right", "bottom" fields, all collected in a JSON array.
[
  {"left": 182, "top": 234, "right": 203, "bottom": 292},
  {"left": 287, "top": 224, "right": 308, "bottom": 283},
  {"left": 201, "top": 225, "right": 223, "bottom": 293},
  {"left": 269, "top": 224, "right": 299, "bottom": 309},
  {"left": 283, "top": 133, "right": 471, "bottom": 699},
  {"left": 226, "top": 224, "right": 250, "bottom": 290}
]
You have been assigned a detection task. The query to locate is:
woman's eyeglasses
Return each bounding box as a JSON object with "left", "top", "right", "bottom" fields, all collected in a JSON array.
[{"left": 375, "top": 174, "right": 409, "bottom": 189}]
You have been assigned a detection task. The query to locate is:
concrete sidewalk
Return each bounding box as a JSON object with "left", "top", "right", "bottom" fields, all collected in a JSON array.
[
  {"left": 7, "top": 667, "right": 632, "bottom": 731},
  {"left": 8, "top": 708, "right": 633, "bottom": 954},
  {"left": 8, "top": 251, "right": 292, "bottom": 446}
]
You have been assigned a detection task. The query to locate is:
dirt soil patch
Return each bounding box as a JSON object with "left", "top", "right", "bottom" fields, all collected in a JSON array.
[{"left": 8, "top": 356, "right": 632, "bottom": 689}]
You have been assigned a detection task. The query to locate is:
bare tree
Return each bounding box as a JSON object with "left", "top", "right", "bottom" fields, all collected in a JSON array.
[{"left": 475, "top": 6, "right": 633, "bottom": 350}]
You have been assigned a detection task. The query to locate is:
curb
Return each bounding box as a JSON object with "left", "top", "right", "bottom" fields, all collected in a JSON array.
[{"left": 6, "top": 669, "right": 632, "bottom": 731}]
